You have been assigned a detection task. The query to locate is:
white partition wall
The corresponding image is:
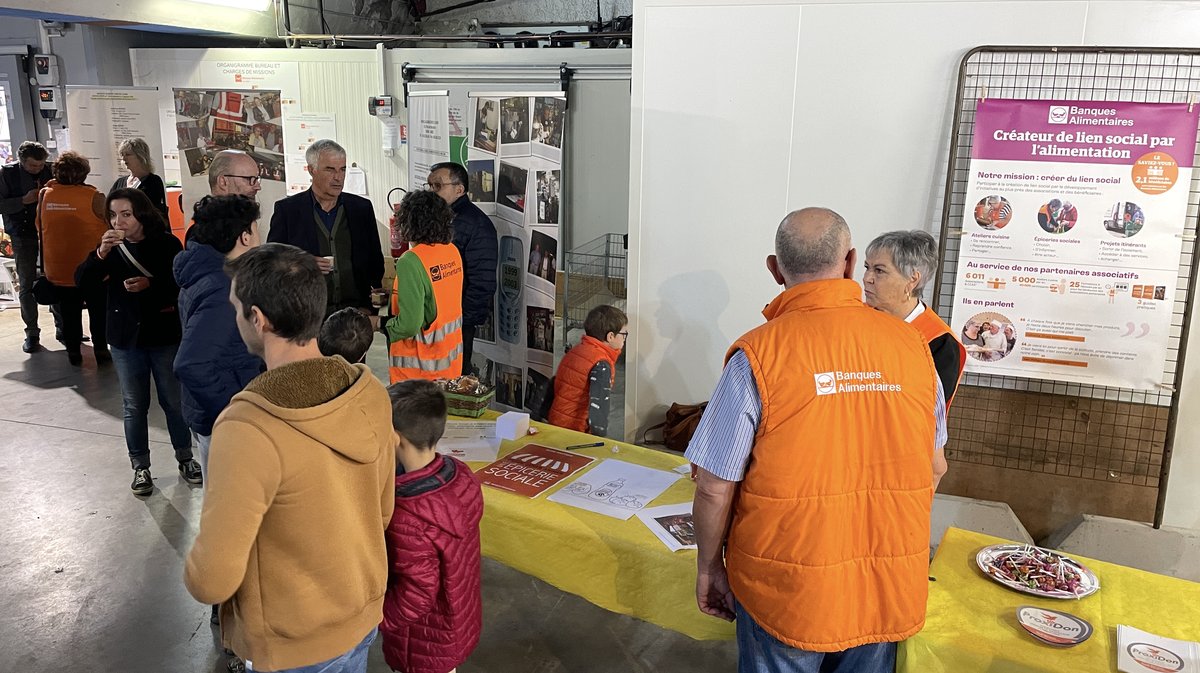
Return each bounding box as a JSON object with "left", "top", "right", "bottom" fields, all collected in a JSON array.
[{"left": 626, "top": 0, "right": 1200, "bottom": 530}]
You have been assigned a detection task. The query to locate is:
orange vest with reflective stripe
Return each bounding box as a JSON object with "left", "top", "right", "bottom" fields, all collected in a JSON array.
[
  {"left": 547, "top": 335, "right": 620, "bottom": 432},
  {"left": 389, "top": 243, "right": 464, "bottom": 383},
  {"left": 726, "top": 279, "right": 937, "bottom": 652},
  {"left": 909, "top": 304, "right": 966, "bottom": 407}
]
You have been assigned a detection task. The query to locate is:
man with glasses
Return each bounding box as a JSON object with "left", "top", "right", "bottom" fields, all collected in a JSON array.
[
  {"left": 268, "top": 139, "right": 383, "bottom": 316},
  {"left": 207, "top": 150, "right": 263, "bottom": 200},
  {"left": 427, "top": 161, "right": 497, "bottom": 376}
]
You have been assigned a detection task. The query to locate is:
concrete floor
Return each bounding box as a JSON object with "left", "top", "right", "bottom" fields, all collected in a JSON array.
[{"left": 0, "top": 304, "right": 735, "bottom": 673}]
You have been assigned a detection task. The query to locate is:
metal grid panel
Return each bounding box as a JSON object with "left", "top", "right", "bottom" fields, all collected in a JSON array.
[
  {"left": 934, "top": 48, "right": 1200, "bottom": 510},
  {"left": 563, "top": 233, "right": 627, "bottom": 332}
]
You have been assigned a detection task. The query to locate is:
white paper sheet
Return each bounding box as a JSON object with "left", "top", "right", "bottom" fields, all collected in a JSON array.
[
  {"left": 547, "top": 459, "right": 681, "bottom": 520},
  {"left": 437, "top": 438, "right": 501, "bottom": 463},
  {"left": 637, "top": 502, "right": 697, "bottom": 552},
  {"left": 345, "top": 166, "right": 367, "bottom": 196},
  {"left": 672, "top": 463, "right": 692, "bottom": 475},
  {"left": 1118, "top": 625, "right": 1200, "bottom": 672}
]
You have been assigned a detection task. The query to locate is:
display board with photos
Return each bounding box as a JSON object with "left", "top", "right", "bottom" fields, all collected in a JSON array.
[
  {"left": 173, "top": 88, "right": 288, "bottom": 222},
  {"left": 408, "top": 87, "right": 567, "bottom": 414}
]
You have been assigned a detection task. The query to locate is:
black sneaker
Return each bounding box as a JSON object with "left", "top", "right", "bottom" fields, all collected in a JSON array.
[
  {"left": 94, "top": 348, "right": 112, "bottom": 365},
  {"left": 179, "top": 459, "right": 203, "bottom": 485},
  {"left": 21, "top": 336, "right": 40, "bottom": 353},
  {"left": 131, "top": 468, "right": 153, "bottom": 495},
  {"left": 67, "top": 351, "right": 83, "bottom": 366}
]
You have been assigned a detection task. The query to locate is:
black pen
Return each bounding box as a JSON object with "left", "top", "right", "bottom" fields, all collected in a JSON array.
[{"left": 565, "top": 442, "right": 604, "bottom": 450}]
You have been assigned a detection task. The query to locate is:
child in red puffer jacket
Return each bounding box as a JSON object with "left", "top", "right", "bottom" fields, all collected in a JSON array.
[{"left": 382, "top": 380, "right": 484, "bottom": 673}]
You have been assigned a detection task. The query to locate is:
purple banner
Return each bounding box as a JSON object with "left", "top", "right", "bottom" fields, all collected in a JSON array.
[{"left": 972, "top": 99, "right": 1200, "bottom": 167}]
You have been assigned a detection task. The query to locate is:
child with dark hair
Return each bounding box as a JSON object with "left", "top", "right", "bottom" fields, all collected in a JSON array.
[
  {"left": 319, "top": 307, "right": 375, "bottom": 364},
  {"left": 380, "top": 379, "right": 483, "bottom": 673},
  {"left": 547, "top": 304, "right": 628, "bottom": 436}
]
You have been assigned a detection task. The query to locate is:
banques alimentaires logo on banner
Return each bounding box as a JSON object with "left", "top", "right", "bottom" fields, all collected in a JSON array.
[
  {"left": 1127, "top": 642, "right": 1186, "bottom": 672},
  {"left": 814, "top": 370, "right": 902, "bottom": 396}
]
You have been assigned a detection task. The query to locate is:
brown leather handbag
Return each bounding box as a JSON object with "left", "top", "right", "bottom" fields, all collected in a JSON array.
[{"left": 642, "top": 401, "right": 708, "bottom": 452}]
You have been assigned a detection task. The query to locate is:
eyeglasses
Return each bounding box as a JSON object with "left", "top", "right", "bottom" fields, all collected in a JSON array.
[
  {"left": 224, "top": 174, "right": 261, "bottom": 186},
  {"left": 424, "top": 180, "right": 460, "bottom": 191},
  {"left": 617, "top": 331, "right": 630, "bottom": 338}
]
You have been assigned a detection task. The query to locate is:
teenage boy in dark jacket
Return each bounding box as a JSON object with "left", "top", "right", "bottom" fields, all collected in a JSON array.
[
  {"left": 175, "top": 195, "right": 265, "bottom": 477},
  {"left": 427, "top": 162, "right": 498, "bottom": 375}
]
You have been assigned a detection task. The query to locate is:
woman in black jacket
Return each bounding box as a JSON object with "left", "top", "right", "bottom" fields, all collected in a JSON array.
[
  {"left": 109, "top": 137, "right": 169, "bottom": 219},
  {"left": 78, "top": 188, "right": 199, "bottom": 496}
]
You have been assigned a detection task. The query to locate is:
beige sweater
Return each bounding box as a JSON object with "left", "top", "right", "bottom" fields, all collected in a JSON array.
[{"left": 184, "top": 357, "right": 396, "bottom": 671}]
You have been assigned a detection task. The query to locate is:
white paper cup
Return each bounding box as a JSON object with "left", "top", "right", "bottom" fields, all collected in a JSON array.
[{"left": 323, "top": 255, "right": 335, "bottom": 271}]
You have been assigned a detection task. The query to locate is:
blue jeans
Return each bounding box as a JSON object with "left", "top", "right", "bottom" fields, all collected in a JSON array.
[
  {"left": 110, "top": 344, "right": 193, "bottom": 470},
  {"left": 249, "top": 628, "right": 377, "bottom": 673},
  {"left": 736, "top": 603, "right": 897, "bottom": 673}
]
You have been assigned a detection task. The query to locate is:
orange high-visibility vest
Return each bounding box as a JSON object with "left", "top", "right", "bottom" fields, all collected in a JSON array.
[
  {"left": 909, "top": 304, "right": 966, "bottom": 407},
  {"left": 389, "top": 243, "right": 464, "bottom": 383},
  {"left": 36, "top": 182, "right": 107, "bottom": 287},
  {"left": 726, "top": 279, "right": 937, "bottom": 652},
  {"left": 548, "top": 335, "right": 620, "bottom": 432}
]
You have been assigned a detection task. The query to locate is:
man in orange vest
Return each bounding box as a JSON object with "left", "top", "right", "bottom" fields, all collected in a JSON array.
[{"left": 686, "top": 208, "right": 947, "bottom": 673}]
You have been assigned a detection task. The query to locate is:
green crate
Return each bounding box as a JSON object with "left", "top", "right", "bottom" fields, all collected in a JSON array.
[{"left": 444, "top": 387, "right": 495, "bottom": 418}]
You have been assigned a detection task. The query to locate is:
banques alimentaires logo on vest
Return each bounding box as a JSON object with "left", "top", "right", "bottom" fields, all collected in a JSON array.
[
  {"left": 813, "top": 370, "right": 902, "bottom": 396},
  {"left": 1127, "top": 643, "right": 1185, "bottom": 672}
]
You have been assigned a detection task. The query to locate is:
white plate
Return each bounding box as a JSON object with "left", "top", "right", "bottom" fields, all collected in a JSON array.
[{"left": 976, "top": 544, "right": 1100, "bottom": 599}]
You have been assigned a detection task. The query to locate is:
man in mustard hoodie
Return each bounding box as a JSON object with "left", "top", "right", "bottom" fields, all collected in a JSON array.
[{"left": 184, "top": 243, "right": 396, "bottom": 673}]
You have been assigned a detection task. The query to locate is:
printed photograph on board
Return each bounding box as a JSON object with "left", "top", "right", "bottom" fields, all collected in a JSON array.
[
  {"left": 527, "top": 306, "right": 554, "bottom": 354},
  {"left": 535, "top": 170, "right": 560, "bottom": 225},
  {"left": 524, "top": 367, "right": 552, "bottom": 416},
  {"left": 532, "top": 97, "right": 566, "bottom": 148},
  {"left": 961, "top": 312, "right": 1018, "bottom": 362},
  {"left": 973, "top": 195, "right": 1012, "bottom": 230},
  {"left": 500, "top": 97, "right": 530, "bottom": 145},
  {"left": 175, "top": 88, "right": 285, "bottom": 183},
  {"left": 1105, "top": 201, "right": 1146, "bottom": 238},
  {"left": 1037, "top": 198, "right": 1078, "bottom": 234},
  {"left": 473, "top": 98, "right": 499, "bottom": 153},
  {"left": 654, "top": 513, "right": 697, "bottom": 547},
  {"left": 495, "top": 362, "right": 524, "bottom": 408},
  {"left": 528, "top": 229, "right": 558, "bottom": 284},
  {"left": 497, "top": 162, "right": 528, "bottom": 223},
  {"left": 468, "top": 158, "right": 496, "bottom": 204}
]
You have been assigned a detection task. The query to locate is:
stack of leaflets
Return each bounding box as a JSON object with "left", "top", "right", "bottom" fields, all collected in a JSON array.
[
  {"left": 1016, "top": 606, "right": 1092, "bottom": 647},
  {"left": 1118, "top": 625, "right": 1199, "bottom": 672}
]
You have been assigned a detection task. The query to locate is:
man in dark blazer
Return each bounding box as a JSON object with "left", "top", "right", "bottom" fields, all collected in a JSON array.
[{"left": 267, "top": 139, "right": 383, "bottom": 315}]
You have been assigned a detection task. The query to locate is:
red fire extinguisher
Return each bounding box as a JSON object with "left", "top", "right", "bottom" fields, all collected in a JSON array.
[{"left": 387, "top": 187, "right": 408, "bottom": 258}]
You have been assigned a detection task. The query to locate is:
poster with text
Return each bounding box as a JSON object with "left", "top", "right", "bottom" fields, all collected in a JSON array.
[
  {"left": 173, "top": 88, "right": 286, "bottom": 221},
  {"left": 408, "top": 93, "right": 449, "bottom": 193},
  {"left": 951, "top": 99, "right": 1199, "bottom": 390},
  {"left": 283, "top": 113, "right": 337, "bottom": 195},
  {"left": 64, "top": 87, "right": 163, "bottom": 193}
]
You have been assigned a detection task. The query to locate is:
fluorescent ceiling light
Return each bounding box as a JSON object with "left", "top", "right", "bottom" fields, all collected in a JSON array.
[{"left": 186, "top": 0, "right": 271, "bottom": 11}]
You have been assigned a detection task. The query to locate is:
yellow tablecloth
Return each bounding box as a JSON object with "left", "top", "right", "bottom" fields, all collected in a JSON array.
[
  {"left": 899, "top": 527, "right": 1200, "bottom": 673},
  {"left": 463, "top": 414, "right": 735, "bottom": 640}
]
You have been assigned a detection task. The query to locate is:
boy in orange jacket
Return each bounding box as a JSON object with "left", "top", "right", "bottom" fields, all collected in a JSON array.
[{"left": 547, "top": 305, "right": 627, "bottom": 436}]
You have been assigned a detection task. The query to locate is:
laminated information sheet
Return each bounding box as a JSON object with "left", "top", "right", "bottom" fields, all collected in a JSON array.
[
  {"left": 1118, "top": 625, "right": 1199, "bottom": 673},
  {"left": 547, "top": 459, "right": 681, "bottom": 520}
]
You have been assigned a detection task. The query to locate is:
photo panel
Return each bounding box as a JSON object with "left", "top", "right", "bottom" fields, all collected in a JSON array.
[
  {"left": 496, "top": 160, "right": 529, "bottom": 226},
  {"left": 210, "top": 91, "right": 248, "bottom": 123},
  {"left": 527, "top": 227, "right": 558, "bottom": 295},
  {"left": 494, "top": 362, "right": 525, "bottom": 410},
  {"left": 249, "top": 122, "right": 284, "bottom": 154},
  {"left": 468, "top": 157, "right": 497, "bottom": 213},
  {"left": 526, "top": 305, "right": 555, "bottom": 354},
  {"left": 524, "top": 362, "right": 553, "bottom": 416},
  {"left": 499, "top": 96, "right": 531, "bottom": 157},
  {"left": 473, "top": 98, "right": 499, "bottom": 154},
  {"left": 535, "top": 169, "right": 561, "bottom": 225},
  {"left": 532, "top": 97, "right": 566, "bottom": 162},
  {"left": 247, "top": 149, "right": 286, "bottom": 183},
  {"left": 183, "top": 146, "right": 215, "bottom": 177}
]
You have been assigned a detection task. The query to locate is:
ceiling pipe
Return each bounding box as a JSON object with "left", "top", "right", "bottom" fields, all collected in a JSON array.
[{"left": 282, "top": 31, "right": 631, "bottom": 44}]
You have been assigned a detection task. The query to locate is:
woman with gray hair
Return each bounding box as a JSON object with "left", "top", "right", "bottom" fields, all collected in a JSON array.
[
  {"left": 863, "top": 229, "right": 966, "bottom": 406},
  {"left": 110, "top": 137, "right": 168, "bottom": 218}
]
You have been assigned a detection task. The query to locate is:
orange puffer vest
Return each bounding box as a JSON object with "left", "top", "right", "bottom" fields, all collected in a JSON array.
[
  {"left": 909, "top": 304, "right": 966, "bottom": 406},
  {"left": 547, "top": 335, "right": 619, "bottom": 433},
  {"left": 726, "top": 279, "right": 937, "bottom": 652},
  {"left": 389, "top": 243, "right": 464, "bottom": 383}
]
